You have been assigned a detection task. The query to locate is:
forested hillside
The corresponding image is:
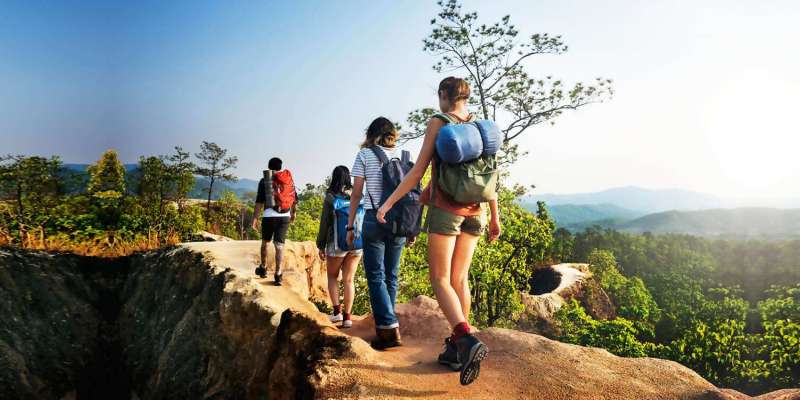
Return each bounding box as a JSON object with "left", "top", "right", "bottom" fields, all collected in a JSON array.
[
  {"left": 548, "top": 206, "right": 800, "bottom": 239},
  {"left": 548, "top": 226, "right": 800, "bottom": 393}
]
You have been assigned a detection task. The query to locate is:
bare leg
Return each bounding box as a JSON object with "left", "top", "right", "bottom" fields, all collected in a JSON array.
[
  {"left": 341, "top": 253, "right": 361, "bottom": 314},
  {"left": 274, "top": 242, "right": 284, "bottom": 274},
  {"left": 326, "top": 256, "right": 345, "bottom": 308},
  {"left": 428, "top": 233, "right": 465, "bottom": 328},
  {"left": 451, "top": 233, "right": 480, "bottom": 321},
  {"left": 260, "top": 240, "right": 269, "bottom": 267}
]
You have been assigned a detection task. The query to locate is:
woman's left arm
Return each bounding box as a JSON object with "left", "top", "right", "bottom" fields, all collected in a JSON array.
[
  {"left": 376, "top": 118, "right": 444, "bottom": 223},
  {"left": 487, "top": 198, "right": 501, "bottom": 242}
]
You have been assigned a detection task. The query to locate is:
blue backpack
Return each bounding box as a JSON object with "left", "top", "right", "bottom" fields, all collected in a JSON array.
[
  {"left": 369, "top": 146, "right": 423, "bottom": 237},
  {"left": 333, "top": 195, "right": 364, "bottom": 251}
]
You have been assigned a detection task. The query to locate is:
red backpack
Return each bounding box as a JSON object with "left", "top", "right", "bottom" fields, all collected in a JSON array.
[{"left": 272, "top": 170, "right": 297, "bottom": 213}]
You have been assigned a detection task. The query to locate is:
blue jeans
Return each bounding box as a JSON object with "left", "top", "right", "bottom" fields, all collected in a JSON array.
[{"left": 362, "top": 210, "right": 406, "bottom": 329}]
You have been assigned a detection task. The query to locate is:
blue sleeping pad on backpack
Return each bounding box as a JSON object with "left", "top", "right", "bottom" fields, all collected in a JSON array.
[
  {"left": 436, "top": 120, "right": 502, "bottom": 164},
  {"left": 333, "top": 195, "right": 364, "bottom": 251}
]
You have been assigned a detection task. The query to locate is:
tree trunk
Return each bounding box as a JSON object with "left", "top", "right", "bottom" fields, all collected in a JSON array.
[{"left": 205, "top": 177, "right": 215, "bottom": 227}]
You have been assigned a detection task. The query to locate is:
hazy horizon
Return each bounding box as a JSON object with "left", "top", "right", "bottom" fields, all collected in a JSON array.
[{"left": 2, "top": 1, "right": 799, "bottom": 199}]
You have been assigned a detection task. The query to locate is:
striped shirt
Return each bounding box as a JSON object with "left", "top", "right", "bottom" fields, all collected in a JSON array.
[{"left": 351, "top": 145, "right": 406, "bottom": 210}]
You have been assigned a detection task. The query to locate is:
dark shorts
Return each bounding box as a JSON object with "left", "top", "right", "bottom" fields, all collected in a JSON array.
[{"left": 261, "top": 217, "right": 290, "bottom": 243}]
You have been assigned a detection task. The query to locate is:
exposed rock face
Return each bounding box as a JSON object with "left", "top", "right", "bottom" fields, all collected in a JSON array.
[
  {"left": 0, "top": 241, "right": 341, "bottom": 400},
  {"left": 0, "top": 250, "right": 128, "bottom": 399},
  {"left": 117, "top": 247, "right": 347, "bottom": 399},
  {"left": 518, "top": 263, "right": 616, "bottom": 335},
  {"left": 1, "top": 243, "right": 798, "bottom": 400}
]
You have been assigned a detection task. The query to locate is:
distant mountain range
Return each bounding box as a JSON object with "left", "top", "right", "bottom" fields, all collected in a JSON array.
[
  {"left": 543, "top": 204, "right": 646, "bottom": 227},
  {"left": 62, "top": 163, "right": 261, "bottom": 200},
  {"left": 527, "top": 186, "right": 800, "bottom": 213},
  {"left": 616, "top": 208, "right": 800, "bottom": 238},
  {"left": 523, "top": 186, "right": 800, "bottom": 239}
]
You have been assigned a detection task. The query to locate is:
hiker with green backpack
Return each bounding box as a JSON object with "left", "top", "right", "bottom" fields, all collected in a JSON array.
[{"left": 375, "top": 77, "right": 502, "bottom": 386}]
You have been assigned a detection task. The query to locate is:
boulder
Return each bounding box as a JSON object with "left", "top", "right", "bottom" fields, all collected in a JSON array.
[{"left": 518, "top": 263, "right": 616, "bottom": 335}]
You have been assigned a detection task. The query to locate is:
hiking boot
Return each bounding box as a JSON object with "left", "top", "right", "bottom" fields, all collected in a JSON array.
[
  {"left": 342, "top": 319, "right": 352, "bottom": 329},
  {"left": 255, "top": 266, "right": 266, "bottom": 278},
  {"left": 438, "top": 337, "right": 461, "bottom": 371},
  {"left": 274, "top": 272, "right": 282, "bottom": 286},
  {"left": 370, "top": 327, "right": 402, "bottom": 350},
  {"left": 455, "top": 333, "right": 488, "bottom": 386},
  {"left": 330, "top": 313, "right": 343, "bottom": 323}
]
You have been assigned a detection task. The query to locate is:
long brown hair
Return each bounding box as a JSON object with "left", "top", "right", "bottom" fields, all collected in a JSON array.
[
  {"left": 438, "top": 76, "right": 470, "bottom": 102},
  {"left": 361, "top": 116, "right": 398, "bottom": 149}
]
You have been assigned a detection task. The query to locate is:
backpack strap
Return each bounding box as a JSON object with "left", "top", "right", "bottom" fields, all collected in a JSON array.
[
  {"left": 401, "top": 150, "right": 411, "bottom": 164},
  {"left": 434, "top": 112, "right": 474, "bottom": 124},
  {"left": 366, "top": 146, "right": 388, "bottom": 211},
  {"left": 433, "top": 113, "right": 454, "bottom": 124},
  {"left": 369, "top": 145, "right": 389, "bottom": 166}
]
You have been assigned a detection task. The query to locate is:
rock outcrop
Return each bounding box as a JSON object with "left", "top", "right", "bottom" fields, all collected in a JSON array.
[
  {"left": 1, "top": 242, "right": 798, "bottom": 400},
  {"left": 518, "top": 263, "right": 616, "bottom": 335}
]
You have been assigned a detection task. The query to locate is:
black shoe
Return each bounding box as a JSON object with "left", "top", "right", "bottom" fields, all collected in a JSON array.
[
  {"left": 255, "top": 266, "right": 266, "bottom": 278},
  {"left": 273, "top": 273, "right": 282, "bottom": 286},
  {"left": 438, "top": 337, "right": 461, "bottom": 371},
  {"left": 455, "top": 333, "right": 488, "bottom": 386}
]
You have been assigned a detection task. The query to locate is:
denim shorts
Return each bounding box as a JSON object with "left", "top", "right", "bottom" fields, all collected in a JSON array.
[{"left": 325, "top": 241, "right": 363, "bottom": 258}]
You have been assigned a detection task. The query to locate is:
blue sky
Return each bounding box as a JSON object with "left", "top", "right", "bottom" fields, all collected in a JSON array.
[{"left": 2, "top": 1, "right": 799, "bottom": 198}]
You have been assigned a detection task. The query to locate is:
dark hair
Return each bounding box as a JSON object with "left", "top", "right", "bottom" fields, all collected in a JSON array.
[
  {"left": 438, "top": 76, "right": 470, "bottom": 102},
  {"left": 327, "top": 165, "right": 352, "bottom": 195},
  {"left": 268, "top": 157, "right": 282, "bottom": 171},
  {"left": 361, "top": 116, "right": 398, "bottom": 149}
]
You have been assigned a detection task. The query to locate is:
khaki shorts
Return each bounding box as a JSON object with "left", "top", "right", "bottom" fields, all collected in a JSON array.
[{"left": 424, "top": 205, "right": 487, "bottom": 236}]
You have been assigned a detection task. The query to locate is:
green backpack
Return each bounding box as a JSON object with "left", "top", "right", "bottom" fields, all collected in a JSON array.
[{"left": 434, "top": 113, "right": 499, "bottom": 204}]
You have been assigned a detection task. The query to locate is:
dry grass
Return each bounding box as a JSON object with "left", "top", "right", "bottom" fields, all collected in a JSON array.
[{"left": 2, "top": 229, "right": 181, "bottom": 257}]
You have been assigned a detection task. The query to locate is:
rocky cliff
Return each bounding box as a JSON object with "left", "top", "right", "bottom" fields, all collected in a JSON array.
[
  {"left": 518, "top": 263, "right": 616, "bottom": 336},
  {"left": 1, "top": 242, "right": 798, "bottom": 400}
]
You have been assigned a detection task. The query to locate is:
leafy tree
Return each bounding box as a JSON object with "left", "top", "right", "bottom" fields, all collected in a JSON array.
[
  {"left": 550, "top": 227, "right": 575, "bottom": 262},
  {"left": 759, "top": 285, "right": 800, "bottom": 322},
  {"left": 587, "top": 249, "right": 660, "bottom": 338},
  {"left": 194, "top": 141, "right": 238, "bottom": 226},
  {"left": 469, "top": 189, "right": 555, "bottom": 326},
  {"left": 286, "top": 183, "right": 325, "bottom": 242},
  {"left": 209, "top": 190, "right": 245, "bottom": 239},
  {"left": 0, "top": 155, "right": 62, "bottom": 243},
  {"left": 86, "top": 150, "right": 127, "bottom": 228},
  {"left": 667, "top": 318, "right": 751, "bottom": 388},
  {"left": 87, "top": 150, "right": 126, "bottom": 197},
  {"left": 555, "top": 300, "right": 648, "bottom": 357},
  {"left": 758, "top": 319, "right": 800, "bottom": 387},
  {"left": 166, "top": 146, "right": 196, "bottom": 212},
  {"left": 402, "top": 0, "right": 613, "bottom": 157}
]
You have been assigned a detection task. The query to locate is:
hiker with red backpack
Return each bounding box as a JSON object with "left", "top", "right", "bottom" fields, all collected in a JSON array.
[
  {"left": 375, "top": 77, "right": 502, "bottom": 386},
  {"left": 346, "top": 117, "right": 423, "bottom": 350},
  {"left": 252, "top": 157, "right": 297, "bottom": 286}
]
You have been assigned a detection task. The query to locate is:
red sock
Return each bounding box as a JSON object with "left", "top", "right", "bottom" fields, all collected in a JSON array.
[
  {"left": 333, "top": 304, "right": 341, "bottom": 315},
  {"left": 451, "top": 322, "right": 471, "bottom": 341},
  {"left": 343, "top": 312, "right": 351, "bottom": 321}
]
